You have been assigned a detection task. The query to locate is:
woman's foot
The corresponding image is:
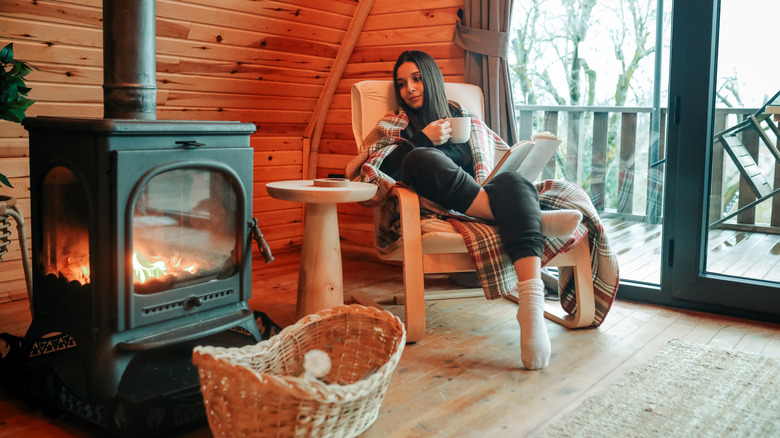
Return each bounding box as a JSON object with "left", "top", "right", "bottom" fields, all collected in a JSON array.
[{"left": 516, "top": 278, "right": 551, "bottom": 370}]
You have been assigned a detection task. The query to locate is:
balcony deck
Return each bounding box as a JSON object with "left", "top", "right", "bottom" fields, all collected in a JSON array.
[{"left": 603, "top": 217, "right": 780, "bottom": 285}]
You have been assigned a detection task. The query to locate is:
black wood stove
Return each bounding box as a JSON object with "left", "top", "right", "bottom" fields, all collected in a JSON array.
[{"left": 7, "top": 0, "right": 273, "bottom": 436}]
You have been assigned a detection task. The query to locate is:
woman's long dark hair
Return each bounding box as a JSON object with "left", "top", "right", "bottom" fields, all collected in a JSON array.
[{"left": 392, "top": 50, "right": 452, "bottom": 131}]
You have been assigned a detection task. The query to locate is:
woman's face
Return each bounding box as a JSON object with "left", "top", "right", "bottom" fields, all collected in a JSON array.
[{"left": 396, "top": 61, "right": 424, "bottom": 110}]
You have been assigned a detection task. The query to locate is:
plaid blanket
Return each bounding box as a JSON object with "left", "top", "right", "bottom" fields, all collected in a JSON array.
[{"left": 345, "top": 105, "right": 619, "bottom": 327}]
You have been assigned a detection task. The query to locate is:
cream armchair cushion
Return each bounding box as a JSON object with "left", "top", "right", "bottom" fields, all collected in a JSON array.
[
  {"left": 351, "top": 80, "right": 485, "bottom": 146},
  {"left": 351, "top": 81, "right": 484, "bottom": 257}
]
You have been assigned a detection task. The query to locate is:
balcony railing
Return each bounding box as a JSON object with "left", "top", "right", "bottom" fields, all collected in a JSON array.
[{"left": 515, "top": 104, "right": 780, "bottom": 233}]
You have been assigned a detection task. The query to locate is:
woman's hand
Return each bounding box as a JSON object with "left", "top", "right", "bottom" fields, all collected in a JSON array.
[{"left": 422, "top": 119, "right": 452, "bottom": 146}]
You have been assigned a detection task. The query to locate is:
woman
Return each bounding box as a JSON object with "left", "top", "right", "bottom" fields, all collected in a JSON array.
[{"left": 347, "top": 51, "right": 572, "bottom": 370}]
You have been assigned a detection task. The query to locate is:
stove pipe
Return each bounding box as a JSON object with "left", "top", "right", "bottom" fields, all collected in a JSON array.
[{"left": 102, "top": 0, "right": 156, "bottom": 120}]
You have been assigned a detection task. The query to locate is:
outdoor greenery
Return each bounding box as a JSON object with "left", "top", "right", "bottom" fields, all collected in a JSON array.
[
  {"left": 507, "top": 0, "right": 775, "bottom": 224},
  {"left": 509, "top": 0, "right": 666, "bottom": 108},
  {"left": 508, "top": 0, "right": 670, "bottom": 215}
]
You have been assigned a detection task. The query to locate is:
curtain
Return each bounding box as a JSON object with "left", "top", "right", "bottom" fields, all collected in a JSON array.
[{"left": 454, "top": 0, "right": 518, "bottom": 144}]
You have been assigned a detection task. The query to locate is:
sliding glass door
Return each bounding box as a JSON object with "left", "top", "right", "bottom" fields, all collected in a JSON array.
[
  {"left": 704, "top": 1, "right": 780, "bottom": 283},
  {"left": 509, "top": 0, "right": 672, "bottom": 288},
  {"left": 658, "top": 0, "right": 780, "bottom": 319},
  {"left": 509, "top": 0, "right": 780, "bottom": 321}
]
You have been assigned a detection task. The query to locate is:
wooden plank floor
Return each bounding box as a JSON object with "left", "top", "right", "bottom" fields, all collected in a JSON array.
[{"left": 1, "top": 250, "right": 780, "bottom": 437}]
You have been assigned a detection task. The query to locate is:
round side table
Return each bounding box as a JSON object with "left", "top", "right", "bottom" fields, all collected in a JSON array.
[{"left": 265, "top": 179, "right": 377, "bottom": 318}]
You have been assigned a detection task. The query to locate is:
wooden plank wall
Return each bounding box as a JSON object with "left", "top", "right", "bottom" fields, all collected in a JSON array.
[
  {"left": 319, "top": 0, "right": 465, "bottom": 254},
  {"left": 0, "top": 0, "right": 466, "bottom": 302}
]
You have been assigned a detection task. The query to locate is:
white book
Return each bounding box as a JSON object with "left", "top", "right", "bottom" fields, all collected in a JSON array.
[{"left": 483, "top": 133, "right": 562, "bottom": 185}]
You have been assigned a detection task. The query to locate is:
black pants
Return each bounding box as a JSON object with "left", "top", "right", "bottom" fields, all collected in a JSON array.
[{"left": 401, "top": 148, "right": 543, "bottom": 262}]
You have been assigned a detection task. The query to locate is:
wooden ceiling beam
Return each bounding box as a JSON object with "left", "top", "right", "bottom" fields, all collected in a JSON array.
[{"left": 303, "top": 0, "right": 376, "bottom": 180}]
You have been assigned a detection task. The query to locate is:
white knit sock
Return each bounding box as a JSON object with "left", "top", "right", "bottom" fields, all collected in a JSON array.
[
  {"left": 516, "top": 278, "right": 551, "bottom": 370},
  {"left": 541, "top": 209, "right": 582, "bottom": 239}
]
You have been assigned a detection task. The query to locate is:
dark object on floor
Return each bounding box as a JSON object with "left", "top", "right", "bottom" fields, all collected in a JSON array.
[
  {"left": 0, "top": 332, "right": 23, "bottom": 368},
  {"left": 541, "top": 270, "right": 559, "bottom": 300},
  {"left": 254, "top": 311, "right": 282, "bottom": 340},
  {"left": 447, "top": 272, "right": 482, "bottom": 288}
]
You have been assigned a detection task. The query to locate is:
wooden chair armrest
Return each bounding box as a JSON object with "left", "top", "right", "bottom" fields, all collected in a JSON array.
[
  {"left": 373, "top": 185, "right": 423, "bottom": 242},
  {"left": 391, "top": 185, "right": 423, "bottom": 236},
  {"left": 374, "top": 185, "right": 426, "bottom": 342}
]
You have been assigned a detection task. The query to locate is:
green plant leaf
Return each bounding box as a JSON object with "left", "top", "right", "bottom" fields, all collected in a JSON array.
[
  {"left": 8, "top": 108, "right": 26, "bottom": 122},
  {"left": 3, "top": 84, "right": 18, "bottom": 103},
  {"left": 0, "top": 43, "right": 12, "bottom": 64},
  {"left": 13, "top": 78, "right": 29, "bottom": 91},
  {"left": 1, "top": 42, "right": 37, "bottom": 124},
  {"left": 9, "top": 62, "right": 24, "bottom": 77},
  {"left": 0, "top": 173, "right": 13, "bottom": 189},
  {"left": 20, "top": 62, "right": 36, "bottom": 73},
  {"left": 1, "top": 107, "right": 24, "bottom": 123},
  {"left": 18, "top": 97, "right": 35, "bottom": 110}
]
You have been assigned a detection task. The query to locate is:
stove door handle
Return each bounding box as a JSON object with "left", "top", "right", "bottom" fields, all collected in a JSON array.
[
  {"left": 175, "top": 140, "right": 204, "bottom": 149},
  {"left": 184, "top": 296, "right": 203, "bottom": 310},
  {"left": 249, "top": 218, "right": 275, "bottom": 263}
]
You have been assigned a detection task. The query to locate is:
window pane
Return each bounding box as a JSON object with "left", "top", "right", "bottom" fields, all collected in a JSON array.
[
  {"left": 510, "top": 0, "right": 672, "bottom": 285},
  {"left": 705, "top": 0, "right": 780, "bottom": 282}
]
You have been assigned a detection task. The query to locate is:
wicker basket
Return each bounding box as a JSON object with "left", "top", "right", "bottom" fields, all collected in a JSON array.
[{"left": 193, "top": 304, "right": 406, "bottom": 438}]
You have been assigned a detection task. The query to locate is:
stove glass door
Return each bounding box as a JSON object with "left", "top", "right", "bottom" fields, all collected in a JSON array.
[
  {"left": 132, "top": 168, "right": 238, "bottom": 294},
  {"left": 40, "top": 166, "right": 91, "bottom": 284}
]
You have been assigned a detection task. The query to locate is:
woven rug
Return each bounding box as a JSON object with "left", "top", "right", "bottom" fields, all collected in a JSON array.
[{"left": 540, "top": 338, "right": 780, "bottom": 438}]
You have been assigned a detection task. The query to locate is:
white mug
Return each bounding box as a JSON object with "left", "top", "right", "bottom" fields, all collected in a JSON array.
[{"left": 448, "top": 117, "right": 471, "bottom": 143}]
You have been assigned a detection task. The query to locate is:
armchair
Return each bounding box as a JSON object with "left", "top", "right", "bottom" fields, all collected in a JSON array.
[{"left": 350, "top": 80, "right": 596, "bottom": 342}]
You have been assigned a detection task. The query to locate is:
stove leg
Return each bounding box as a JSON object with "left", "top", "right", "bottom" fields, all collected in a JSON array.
[
  {"left": 85, "top": 339, "right": 132, "bottom": 402},
  {"left": 19, "top": 320, "right": 129, "bottom": 402}
]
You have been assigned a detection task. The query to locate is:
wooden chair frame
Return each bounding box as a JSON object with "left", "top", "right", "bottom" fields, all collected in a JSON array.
[
  {"left": 351, "top": 80, "right": 596, "bottom": 342},
  {"left": 377, "top": 186, "right": 595, "bottom": 342}
]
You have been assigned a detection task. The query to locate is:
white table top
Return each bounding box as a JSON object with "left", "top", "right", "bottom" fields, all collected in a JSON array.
[{"left": 266, "top": 179, "right": 377, "bottom": 204}]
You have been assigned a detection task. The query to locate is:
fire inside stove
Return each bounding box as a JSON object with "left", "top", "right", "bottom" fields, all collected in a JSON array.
[{"left": 42, "top": 166, "right": 238, "bottom": 295}]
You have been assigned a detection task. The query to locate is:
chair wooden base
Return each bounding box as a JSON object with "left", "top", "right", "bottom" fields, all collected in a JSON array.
[
  {"left": 376, "top": 186, "right": 597, "bottom": 343},
  {"left": 504, "top": 237, "right": 596, "bottom": 329}
]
